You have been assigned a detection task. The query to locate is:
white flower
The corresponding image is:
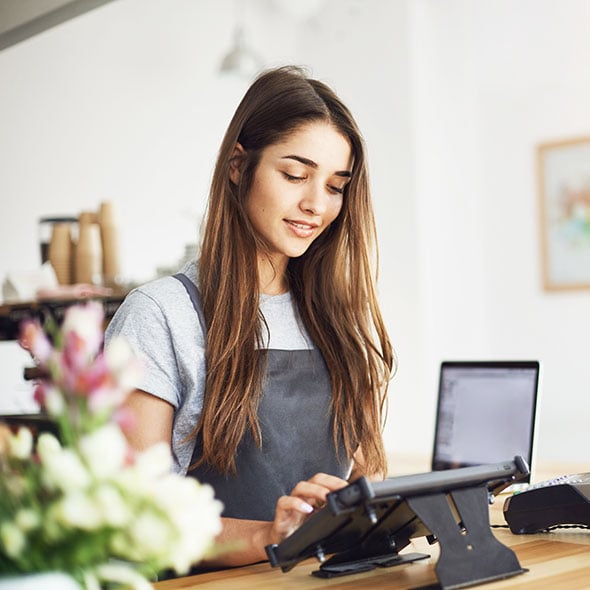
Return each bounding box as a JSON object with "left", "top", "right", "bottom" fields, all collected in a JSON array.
[
  {"left": 129, "top": 512, "right": 174, "bottom": 558},
  {"left": 44, "top": 386, "right": 65, "bottom": 416},
  {"left": 15, "top": 508, "right": 40, "bottom": 532},
  {"left": 37, "top": 431, "right": 61, "bottom": 458},
  {"left": 56, "top": 490, "right": 103, "bottom": 530},
  {"left": 149, "top": 476, "right": 223, "bottom": 573},
  {"left": 111, "top": 455, "right": 222, "bottom": 573},
  {"left": 94, "top": 561, "right": 153, "bottom": 590},
  {"left": 41, "top": 447, "right": 91, "bottom": 492},
  {"left": 0, "top": 521, "right": 26, "bottom": 558},
  {"left": 42, "top": 504, "right": 66, "bottom": 541},
  {"left": 104, "top": 336, "right": 143, "bottom": 391},
  {"left": 8, "top": 427, "right": 33, "bottom": 460},
  {"left": 115, "top": 442, "right": 173, "bottom": 498},
  {"left": 62, "top": 301, "right": 104, "bottom": 358},
  {"left": 134, "top": 442, "right": 173, "bottom": 479},
  {"left": 7, "top": 302, "right": 222, "bottom": 584},
  {"left": 93, "top": 484, "right": 130, "bottom": 527},
  {"left": 79, "top": 423, "right": 127, "bottom": 479},
  {"left": 81, "top": 571, "right": 102, "bottom": 590},
  {"left": 110, "top": 531, "right": 139, "bottom": 560}
]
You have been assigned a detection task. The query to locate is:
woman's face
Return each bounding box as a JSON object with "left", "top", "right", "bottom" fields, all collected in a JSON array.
[{"left": 244, "top": 121, "right": 353, "bottom": 268}]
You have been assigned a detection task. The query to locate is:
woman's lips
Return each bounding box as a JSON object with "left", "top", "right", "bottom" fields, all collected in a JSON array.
[{"left": 284, "top": 219, "right": 317, "bottom": 238}]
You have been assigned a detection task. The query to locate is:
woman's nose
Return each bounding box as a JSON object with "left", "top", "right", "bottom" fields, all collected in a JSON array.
[{"left": 300, "top": 182, "right": 327, "bottom": 215}]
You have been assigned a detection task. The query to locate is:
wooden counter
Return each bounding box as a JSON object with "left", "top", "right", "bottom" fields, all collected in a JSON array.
[
  {"left": 154, "top": 466, "right": 590, "bottom": 589},
  {"left": 154, "top": 520, "right": 590, "bottom": 589},
  {"left": 154, "top": 457, "right": 590, "bottom": 589}
]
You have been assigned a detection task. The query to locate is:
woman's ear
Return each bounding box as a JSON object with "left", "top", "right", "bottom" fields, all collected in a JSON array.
[{"left": 229, "top": 143, "right": 246, "bottom": 185}]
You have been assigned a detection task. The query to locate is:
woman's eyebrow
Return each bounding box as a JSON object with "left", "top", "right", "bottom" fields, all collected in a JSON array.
[{"left": 281, "top": 154, "right": 352, "bottom": 177}]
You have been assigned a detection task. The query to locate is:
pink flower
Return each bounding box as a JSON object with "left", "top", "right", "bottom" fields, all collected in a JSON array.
[
  {"left": 87, "top": 384, "right": 126, "bottom": 415},
  {"left": 62, "top": 302, "right": 104, "bottom": 360},
  {"left": 58, "top": 345, "right": 110, "bottom": 397},
  {"left": 61, "top": 331, "right": 92, "bottom": 377},
  {"left": 33, "top": 382, "right": 65, "bottom": 417},
  {"left": 33, "top": 383, "right": 48, "bottom": 407},
  {"left": 113, "top": 407, "right": 136, "bottom": 434},
  {"left": 78, "top": 354, "right": 112, "bottom": 393},
  {"left": 19, "top": 319, "right": 52, "bottom": 364},
  {"left": 19, "top": 301, "right": 144, "bottom": 435}
]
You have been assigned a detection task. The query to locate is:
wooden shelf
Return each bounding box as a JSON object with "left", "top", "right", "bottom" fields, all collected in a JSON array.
[{"left": 0, "top": 293, "right": 126, "bottom": 341}]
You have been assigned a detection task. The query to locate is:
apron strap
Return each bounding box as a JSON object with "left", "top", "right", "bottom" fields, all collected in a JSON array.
[
  {"left": 173, "top": 273, "right": 207, "bottom": 335},
  {"left": 175, "top": 271, "right": 349, "bottom": 520}
]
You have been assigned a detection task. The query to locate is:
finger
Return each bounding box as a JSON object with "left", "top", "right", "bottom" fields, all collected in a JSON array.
[
  {"left": 271, "top": 495, "right": 314, "bottom": 541},
  {"left": 307, "top": 472, "right": 349, "bottom": 490},
  {"left": 290, "top": 473, "right": 349, "bottom": 499},
  {"left": 276, "top": 494, "right": 314, "bottom": 517},
  {"left": 289, "top": 480, "right": 331, "bottom": 503}
]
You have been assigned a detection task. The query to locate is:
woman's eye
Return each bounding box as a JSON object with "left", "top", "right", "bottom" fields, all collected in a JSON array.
[
  {"left": 329, "top": 185, "right": 345, "bottom": 195},
  {"left": 283, "top": 172, "right": 304, "bottom": 182}
]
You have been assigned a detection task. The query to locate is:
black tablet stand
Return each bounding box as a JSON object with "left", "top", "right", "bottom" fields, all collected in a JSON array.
[
  {"left": 406, "top": 485, "right": 525, "bottom": 589},
  {"left": 267, "top": 458, "right": 529, "bottom": 590}
]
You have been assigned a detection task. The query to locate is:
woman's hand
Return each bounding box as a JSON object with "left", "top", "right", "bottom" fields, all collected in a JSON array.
[
  {"left": 204, "top": 473, "right": 349, "bottom": 567},
  {"left": 268, "top": 472, "right": 348, "bottom": 545}
]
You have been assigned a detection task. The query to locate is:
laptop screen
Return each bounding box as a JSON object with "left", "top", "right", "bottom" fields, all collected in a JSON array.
[{"left": 432, "top": 361, "right": 540, "bottom": 481}]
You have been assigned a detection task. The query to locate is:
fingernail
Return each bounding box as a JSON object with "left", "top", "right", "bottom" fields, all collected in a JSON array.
[{"left": 301, "top": 502, "right": 314, "bottom": 513}]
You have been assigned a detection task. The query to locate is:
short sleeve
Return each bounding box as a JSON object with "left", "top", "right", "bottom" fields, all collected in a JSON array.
[{"left": 105, "top": 289, "right": 182, "bottom": 408}]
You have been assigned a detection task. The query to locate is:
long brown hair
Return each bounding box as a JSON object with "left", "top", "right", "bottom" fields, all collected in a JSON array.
[{"left": 194, "top": 66, "right": 393, "bottom": 476}]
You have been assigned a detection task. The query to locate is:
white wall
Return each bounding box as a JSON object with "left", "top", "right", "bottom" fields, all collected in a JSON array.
[
  {"left": 1, "top": 0, "right": 589, "bottom": 468},
  {"left": 0, "top": 0, "right": 422, "bottom": 452},
  {"left": 409, "top": 0, "right": 590, "bottom": 464}
]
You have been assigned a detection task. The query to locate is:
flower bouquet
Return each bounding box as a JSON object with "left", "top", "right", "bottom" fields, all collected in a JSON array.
[{"left": 0, "top": 302, "right": 222, "bottom": 589}]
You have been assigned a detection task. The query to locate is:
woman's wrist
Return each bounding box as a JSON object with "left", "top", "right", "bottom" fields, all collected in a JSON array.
[{"left": 253, "top": 520, "right": 275, "bottom": 557}]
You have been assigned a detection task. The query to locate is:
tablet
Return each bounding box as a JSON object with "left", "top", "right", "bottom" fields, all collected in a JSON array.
[{"left": 266, "top": 456, "right": 529, "bottom": 576}]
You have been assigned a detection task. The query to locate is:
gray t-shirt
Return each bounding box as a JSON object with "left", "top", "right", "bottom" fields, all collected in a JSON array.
[{"left": 104, "top": 262, "right": 314, "bottom": 474}]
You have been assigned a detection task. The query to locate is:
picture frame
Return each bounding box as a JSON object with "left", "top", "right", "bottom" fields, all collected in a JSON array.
[{"left": 537, "top": 136, "right": 590, "bottom": 291}]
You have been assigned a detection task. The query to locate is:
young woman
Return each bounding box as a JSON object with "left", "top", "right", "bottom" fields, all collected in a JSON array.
[{"left": 105, "top": 65, "right": 394, "bottom": 567}]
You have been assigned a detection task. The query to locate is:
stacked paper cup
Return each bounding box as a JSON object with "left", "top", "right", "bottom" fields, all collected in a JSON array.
[
  {"left": 98, "top": 201, "right": 121, "bottom": 287},
  {"left": 48, "top": 222, "right": 74, "bottom": 285},
  {"left": 75, "top": 213, "right": 103, "bottom": 285},
  {"left": 44, "top": 201, "right": 121, "bottom": 287}
]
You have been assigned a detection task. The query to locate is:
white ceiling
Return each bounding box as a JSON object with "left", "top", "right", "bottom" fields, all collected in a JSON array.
[{"left": 0, "top": 0, "right": 116, "bottom": 51}]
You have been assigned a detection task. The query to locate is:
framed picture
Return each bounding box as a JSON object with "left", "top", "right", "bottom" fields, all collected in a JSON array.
[{"left": 537, "top": 136, "right": 590, "bottom": 290}]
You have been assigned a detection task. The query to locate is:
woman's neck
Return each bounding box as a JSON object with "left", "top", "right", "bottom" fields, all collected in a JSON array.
[{"left": 257, "top": 254, "right": 289, "bottom": 295}]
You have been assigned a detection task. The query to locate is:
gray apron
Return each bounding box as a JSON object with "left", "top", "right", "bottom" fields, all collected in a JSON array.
[{"left": 174, "top": 273, "right": 349, "bottom": 521}]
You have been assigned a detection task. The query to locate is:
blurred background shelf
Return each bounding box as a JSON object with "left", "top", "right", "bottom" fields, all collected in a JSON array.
[{"left": 0, "top": 293, "right": 126, "bottom": 341}]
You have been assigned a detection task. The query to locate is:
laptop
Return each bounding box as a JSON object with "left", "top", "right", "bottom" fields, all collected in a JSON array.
[{"left": 431, "top": 361, "right": 540, "bottom": 486}]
